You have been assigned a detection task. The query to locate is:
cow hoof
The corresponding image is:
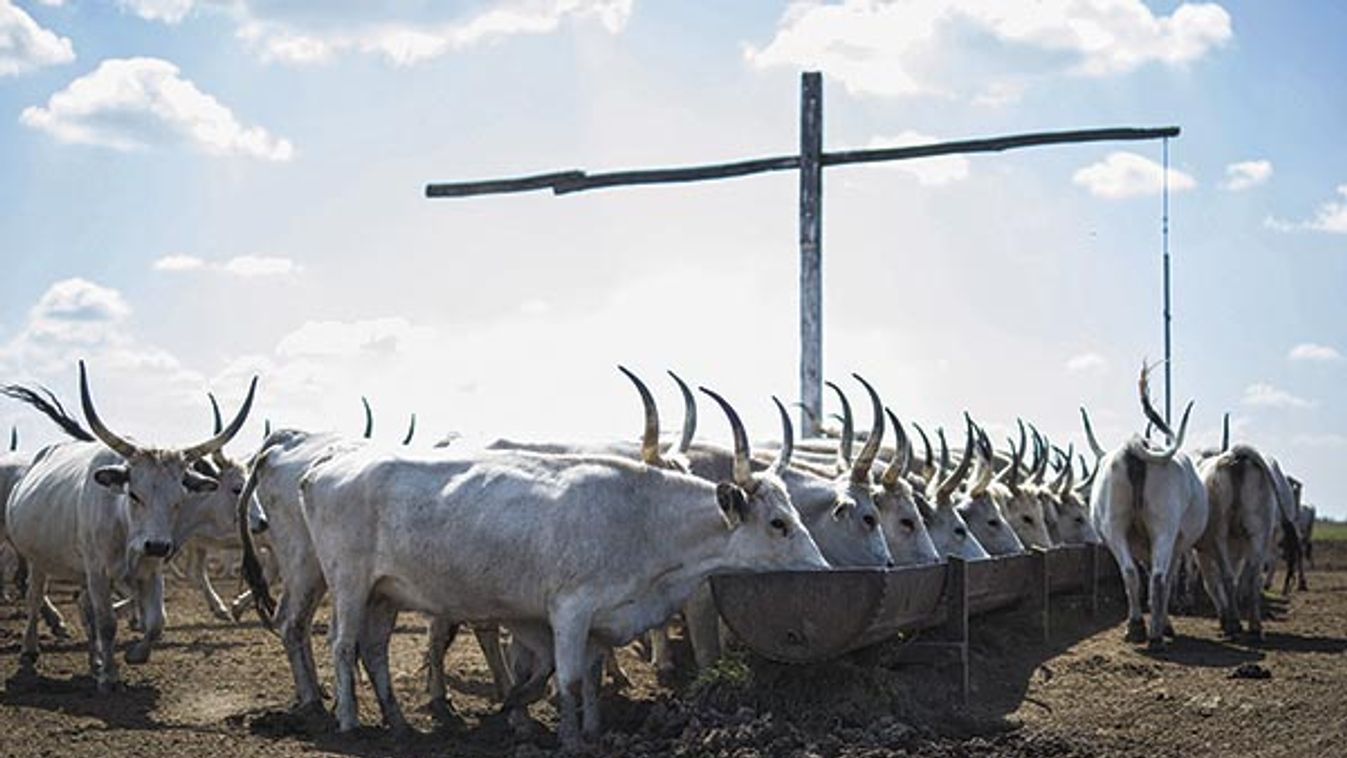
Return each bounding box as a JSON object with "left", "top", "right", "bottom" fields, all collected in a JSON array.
[
  {"left": 1124, "top": 620, "right": 1147, "bottom": 643},
  {"left": 1146, "top": 636, "right": 1168, "bottom": 652},
  {"left": 1245, "top": 629, "right": 1265, "bottom": 645},
  {"left": 424, "top": 698, "right": 462, "bottom": 727},
  {"left": 96, "top": 677, "right": 123, "bottom": 694},
  {"left": 125, "top": 644, "right": 152, "bottom": 665},
  {"left": 1163, "top": 623, "right": 1176, "bottom": 639},
  {"left": 211, "top": 607, "right": 233, "bottom": 623},
  {"left": 49, "top": 623, "right": 72, "bottom": 640},
  {"left": 1220, "top": 620, "right": 1242, "bottom": 639}
]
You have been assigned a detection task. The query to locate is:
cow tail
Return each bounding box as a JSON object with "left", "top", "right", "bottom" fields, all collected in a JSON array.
[{"left": 239, "top": 446, "right": 278, "bottom": 628}]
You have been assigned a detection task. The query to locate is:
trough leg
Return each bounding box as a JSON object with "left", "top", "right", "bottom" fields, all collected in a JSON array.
[
  {"left": 1031, "top": 547, "right": 1050, "bottom": 643},
  {"left": 943, "top": 556, "right": 969, "bottom": 705}
]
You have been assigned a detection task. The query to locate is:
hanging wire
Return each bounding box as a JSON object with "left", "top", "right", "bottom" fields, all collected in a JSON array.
[{"left": 1162, "top": 136, "right": 1172, "bottom": 425}]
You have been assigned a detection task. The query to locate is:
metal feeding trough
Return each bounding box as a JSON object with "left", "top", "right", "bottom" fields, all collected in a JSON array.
[{"left": 711, "top": 544, "right": 1119, "bottom": 694}]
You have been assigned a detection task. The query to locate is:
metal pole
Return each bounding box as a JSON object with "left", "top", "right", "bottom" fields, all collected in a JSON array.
[
  {"left": 1162, "top": 137, "right": 1172, "bottom": 425},
  {"left": 799, "top": 72, "right": 823, "bottom": 438}
]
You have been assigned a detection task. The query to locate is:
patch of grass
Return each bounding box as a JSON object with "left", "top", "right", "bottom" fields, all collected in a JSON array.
[{"left": 1314, "top": 520, "right": 1347, "bottom": 542}]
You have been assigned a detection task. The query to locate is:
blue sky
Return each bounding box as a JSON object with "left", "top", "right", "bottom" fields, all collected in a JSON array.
[{"left": 2, "top": 1, "right": 1344, "bottom": 517}]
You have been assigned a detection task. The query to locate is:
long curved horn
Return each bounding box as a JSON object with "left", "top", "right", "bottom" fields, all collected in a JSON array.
[
  {"left": 1079, "top": 407, "right": 1106, "bottom": 459},
  {"left": 668, "top": 370, "right": 696, "bottom": 454},
  {"left": 1033, "top": 431, "right": 1051, "bottom": 486},
  {"left": 969, "top": 417, "right": 994, "bottom": 495},
  {"left": 263, "top": 419, "right": 272, "bottom": 438},
  {"left": 850, "top": 374, "right": 885, "bottom": 484},
  {"left": 1025, "top": 423, "right": 1043, "bottom": 473},
  {"left": 825, "top": 380, "right": 855, "bottom": 469},
  {"left": 770, "top": 396, "right": 793, "bottom": 475},
  {"left": 402, "top": 413, "right": 417, "bottom": 446},
  {"left": 618, "top": 366, "right": 661, "bottom": 466},
  {"left": 1133, "top": 400, "right": 1194, "bottom": 463},
  {"left": 999, "top": 433, "right": 1024, "bottom": 492},
  {"left": 181, "top": 376, "right": 259, "bottom": 460},
  {"left": 1056, "top": 443, "right": 1076, "bottom": 496},
  {"left": 912, "top": 422, "right": 934, "bottom": 480},
  {"left": 1138, "top": 360, "right": 1173, "bottom": 440},
  {"left": 208, "top": 392, "right": 223, "bottom": 435},
  {"left": 361, "top": 396, "right": 373, "bottom": 439},
  {"left": 881, "top": 408, "right": 908, "bottom": 488},
  {"left": 700, "top": 386, "right": 752, "bottom": 489},
  {"left": 8, "top": 426, "right": 15, "bottom": 451},
  {"left": 1221, "top": 412, "right": 1230, "bottom": 453},
  {"left": 934, "top": 415, "right": 975, "bottom": 505},
  {"left": 937, "top": 427, "right": 949, "bottom": 478},
  {"left": 79, "top": 360, "right": 138, "bottom": 459}
]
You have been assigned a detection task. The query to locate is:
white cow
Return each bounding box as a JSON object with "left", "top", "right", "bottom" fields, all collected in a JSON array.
[
  {"left": 5, "top": 362, "right": 256, "bottom": 690},
  {"left": 1090, "top": 367, "right": 1207, "bottom": 650},
  {"left": 1195, "top": 444, "right": 1279, "bottom": 640},
  {"left": 921, "top": 423, "right": 991, "bottom": 561},
  {"left": 954, "top": 418, "right": 1025, "bottom": 556},
  {"left": 286, "top": 386, "right": 828, "bottom": 746}
]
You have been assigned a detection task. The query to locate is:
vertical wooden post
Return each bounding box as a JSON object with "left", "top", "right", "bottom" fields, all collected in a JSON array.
[
  {"left": 799, "top": 71, "right": 823, "bottom": 438},
  {"left": 944, "top": 556, "right": 970, "bottom": 705},
  {"left": 1086, "top": 543, "right": 1100, "bottom": 618}
]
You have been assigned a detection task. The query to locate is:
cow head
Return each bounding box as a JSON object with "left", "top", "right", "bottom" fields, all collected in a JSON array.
[
  {"left": 81, "top": 361, "right": 257, "bottom": 568},
  {"left": 874, "top": 409, "right": 940, "bottom": 566},
  {"left": 700, "top": 387, "right": 829, "bottom": 572},
  {"left": 809, "top": 375, "right": 893, "bottom": 568},
  {"left": 944, "top": 417, "right": 1023, "bottom": 556}
]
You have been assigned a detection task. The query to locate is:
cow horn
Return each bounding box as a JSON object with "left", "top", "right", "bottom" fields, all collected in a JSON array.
[
  {"left": 881, "top": 408, "right": 908, "bottom": 489},
  {"left": 263, "top": 419, "right": 272, "bottom": 438},
  {"left": 1079, "top": 407, "right": 1106, "bottom": 459},
  {"left": 361, "top": 396, "right": 373, "bottom": 439},
  {"left": 618, "top": 366, "right": 661, "bottom": 466},
  {"left": 8, "top": 426, "right": 15, "bottom": 452},
  {"left": 937, "top": 427, "right": 949, "bottom": 479},
  {"left": 771, "top": 395, "right": 793, "bottom": 475},
  {"left": 934, "top": 415, "right": 975, "bottom": 505},
  {"left": 1057, "top": 443, "right": 1076, "bottom": 496},
  {"left": 1221, "top": 412, "right": 1230, "bottom": 453},
  {"left": 970, "top": 417, "right": 994, "bottom": 495},
  {"left": 700, "top": 386, "right": 752, "bottom": 489},
  {"left": 181, "top": 376, "right": 259, "bottom": 460},
  {"left": 912, "top": 422, "right": 934, "bottom": 482},
  {"left": 1138, "top": 359, "right": 1173, "bottom": 440},
  {"left": 78, "top": 360, "right": 139, "bottom": 459},
  {"left": 402, "top": 413, "right": 417, "bottom": 446},
  {"left": 208, "top": 392, "right": 223, "bottom": 435},
  {"left": 668, "top": 370, "right": 697, "bottom": 454},
  {"left": 825, "top": 381, "right": 855, "bottom": 470},
  {"left": 850, "top": 374, "right": 885, "bottom": 484}
]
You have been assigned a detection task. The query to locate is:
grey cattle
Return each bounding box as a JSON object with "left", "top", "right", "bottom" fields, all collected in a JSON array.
[
  {"left": 277, "top": 388, "right": 827, "bottom": 747},
  {"left": 5, "top": 362, "right": 256, "bottom": 691}
]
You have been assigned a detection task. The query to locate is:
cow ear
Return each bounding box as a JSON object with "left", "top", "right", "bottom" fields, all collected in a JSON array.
[
  {"left": 716, "top": 482, "right": 748, "bottom": 528},
  {"left": 183, "top": 469, "right": 219, "bottom": 493},
  {"left": 93, "top": 465, "right": 130, "bottom": 490}
]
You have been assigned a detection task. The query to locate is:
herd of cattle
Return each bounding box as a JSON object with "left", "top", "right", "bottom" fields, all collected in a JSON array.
[{"left": 0, "top": 360, "right": 1319, "bottom": 748}]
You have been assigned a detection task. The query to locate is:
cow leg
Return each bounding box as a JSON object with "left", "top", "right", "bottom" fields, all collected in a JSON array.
[
  {"left": 19, "top": 568, "right": 47, "bottom": 673},
  {"left": 77, "top": 590, "right": 98, "bottom": 676},
  {"left": 1195, "top": 551, "right": 1232, "bottom": 634},
  {"left": 1108, "top": 540, "right": 1146, "bottom": 643},
  {"left": 189, "top": 546, "right": 232, "bottom": 622},
  {"left": 424, "top": 616, "right": 458, "bottom": 713},
  {"left": 684, "top": 582, "right": 722, "bottom": 668},
  {"left": 1238, "top": 559, "right": 1264, "bottom": 642},
  {"left": 471, "top": 624, "right": 513, "bottom": 702},
  {"left": 1146, "top": 531, "right": 1179, "bottom": 651},
  {"left": 549, "top": 605, "right": 593, "bottom": 748},
  {"left": 276, "top": 563, "right": 326, "bottom": 711},
  {"left": 582, "top": 641, "right": 606, "bottom": 738},
  {"left": 650, "top": 624, "right": 676, "bottom": 676},
  {"left": 85, "top": 572, "right": 120, "bottom": 693},
  {"left": 126, "top": 572, "right": 165, "bottom": 665},
  {"left": 38, "top": 595, "right": 69, "bottom": 638},
  {"left": 358, "top": 598, "right": 408, "bottom": 735}
]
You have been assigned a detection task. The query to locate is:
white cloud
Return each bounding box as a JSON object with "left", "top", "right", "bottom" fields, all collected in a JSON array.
[
  {"left": 1065, "top": 352, "right": 1107, "bottom": 373},
  {"left": 1221, "top": 159, "right": 1272, "bottom": 191},
  {"left": 744, "top": 0, "right": 1232, "bottom": 100},
  {"left": 0, "top": 0, "right": 75, "bottom": 76},
  {"left": 276, "top": 317, "right": 433, "bottom": 359},
  {"left": 864, "top": 131, "right": 970, "bottom": 185},
  {"left": 1288, "top": 343, "right": 1342, "bottom": 363},
  {"left": 152, "top": 254, "right": 206, "bottom": 271},
  {"left": 230, "top": 0, "right": 633, "bottom": 66},
  {"left": 119, "top": 0, "right": 193, "bottom": 24},
  {"left": 152, "top": 253, "right": 299, "bottom": 277},
  {"left": 21, "top": 57, "right": 294, "bottom": 161},
  {"left": 1072, "top": 151, "right": 1196, "bottom": 199},
  {"left": 1241, "top": 383, "right": 1313, "bottom": 410},
  {"left": 1265, "top": 184, "right": 1347, "bottom": 234}
]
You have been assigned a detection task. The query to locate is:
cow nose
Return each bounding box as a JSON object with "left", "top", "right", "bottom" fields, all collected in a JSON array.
[
  {"left": 252, "top": 517, "right": 269, "bottom": 535},
  {"left": 144, "top": 540, "right": 173, "bottom": 558}
]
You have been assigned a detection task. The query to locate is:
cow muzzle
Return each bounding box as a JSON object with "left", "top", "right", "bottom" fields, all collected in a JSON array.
[
  {"left": 144, "top": 540, "right": 174, "bottom": 558},
  {"left": 251, "top": 516, "right": 269, "bottom": 535}
]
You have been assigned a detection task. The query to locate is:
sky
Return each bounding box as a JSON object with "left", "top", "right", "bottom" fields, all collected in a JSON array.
[{"left": 1, "top": 1, "right": 1344, "bottom": 517}]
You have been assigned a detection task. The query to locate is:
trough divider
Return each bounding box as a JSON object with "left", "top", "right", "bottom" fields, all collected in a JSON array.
[
  {"left": 949, "top": 555, "right": 970, "bottom": 705},
  {"left": 1086, "top": 543, "right": 1100, "bottom": 618},
  {"left": 1031, "top": 547, "right": 1051, "bottom": 644}
]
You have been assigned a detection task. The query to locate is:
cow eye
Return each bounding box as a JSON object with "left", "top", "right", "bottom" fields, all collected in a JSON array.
[
  {"left": 988, "top": 519, "right": 999, "bottom": 528},
  {"left": 1021, "top": 515, "right": 1033, "bottom": 525},
  {"left": 900, "top": 517, "right": 915, "bottom": 531},
  {"left": 1076, "top": 516, "right": 1085, "bottom": 524},
  {"left": 769, "top": 518, "right": 788, "bottom": 537},
  {"left": 231, "top": 486, "right": 244, "bottom": 496},
  {"left": 862, "top": 514, "right": 877, "bottom": 529},
  {"left": 954, "top": 527, "right": 967, "bottom": 538}
]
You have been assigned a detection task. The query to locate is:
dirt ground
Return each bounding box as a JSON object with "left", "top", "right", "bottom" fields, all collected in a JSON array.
[{"left": 1, "top": 544, "right": 1344, "bottom": 757}]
